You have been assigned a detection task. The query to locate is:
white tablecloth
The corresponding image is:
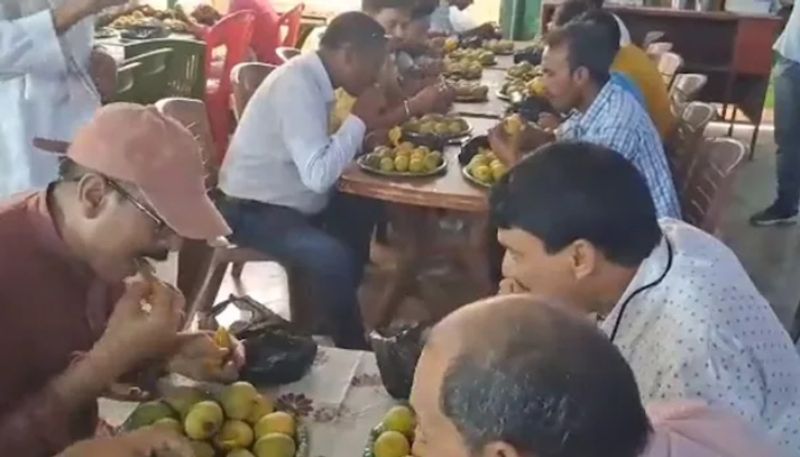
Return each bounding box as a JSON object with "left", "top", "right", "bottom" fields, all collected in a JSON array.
[{"left": 99, "top": 347, "right": 397, "bottom": 457}]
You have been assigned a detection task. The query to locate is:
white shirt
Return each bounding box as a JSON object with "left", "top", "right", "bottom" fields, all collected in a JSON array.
[
  {"left": 599, "top": 219, "right": 800, "bottom": 455},
  {"left": 775, "top": 2, "right": 800, "bottom": 63},
  {"left": 219, "top": 53, "right": 366, "bottom": 214},
  {"left": 0, "top": 1, "right": 99, "bottom": 198}
]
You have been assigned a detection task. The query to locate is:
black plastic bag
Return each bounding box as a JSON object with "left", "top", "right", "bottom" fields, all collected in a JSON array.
[
  {"left": 370, "top": 324, "right": 426, "bottom": 399},
  {"left": 209, "top": 295, "right": 318, "bottom": 386}
]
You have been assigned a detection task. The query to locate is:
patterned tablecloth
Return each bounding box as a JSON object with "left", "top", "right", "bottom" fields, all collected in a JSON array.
[{"left": 99, "top": 347, "right": 397, "bottom": 457}]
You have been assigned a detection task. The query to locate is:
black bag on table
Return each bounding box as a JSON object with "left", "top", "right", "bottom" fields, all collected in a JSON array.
[
  {"left": 209, "top": 295, "right": 318, "bottom": 386},
  {"left": 369, "top": 324, "right": 427, "bottom": 400}
]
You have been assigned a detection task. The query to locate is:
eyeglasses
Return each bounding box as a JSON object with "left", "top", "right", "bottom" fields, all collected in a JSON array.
[{"left": 105, "top": 179, "right": 168, "bottom": 233}]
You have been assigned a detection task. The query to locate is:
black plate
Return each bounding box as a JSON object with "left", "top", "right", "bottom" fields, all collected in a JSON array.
[
  {"left": 119, "top": 25, "right": 168, "bottom": 40},
  {"left": 458, "top": 135, "right": 491, "bottom": 166}
]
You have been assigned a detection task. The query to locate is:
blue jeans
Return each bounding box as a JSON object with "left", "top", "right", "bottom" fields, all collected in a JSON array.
[
  {"left": 774, "top": 55, "right": 800, "bottom": 212},
  {"left": 216, "top": 193, "right": 377, "bottom": 349}
]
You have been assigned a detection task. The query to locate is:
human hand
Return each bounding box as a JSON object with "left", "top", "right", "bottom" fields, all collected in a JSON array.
[
  {"left": 352, "top": 85, "right": 387, "bottom": 131},
  {"left": 93, "top": 277, "right": 183, "bottom": 378},
  {"left": 537, "top": 112, "right": 561, "bottom": 131},
  {"left": 410, "top": 82, "right": 453, "bottom": 116},
  {"left": 166, "top": 331, "right": 243, "bottom": 383},
  {"left": 58, "top": 427, "right": 193, "bottom": 457},
  {"left": 498, "top": 278, "right": 527, "bottom": 295}
]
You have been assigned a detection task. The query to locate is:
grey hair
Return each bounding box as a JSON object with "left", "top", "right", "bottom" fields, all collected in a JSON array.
[{"left": 437, "top": 298, "right": 652, "bottom": 457}]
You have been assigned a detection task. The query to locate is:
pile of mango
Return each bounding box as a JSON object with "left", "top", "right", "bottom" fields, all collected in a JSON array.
[{"left": 126, "top": 381, "right": 302, "bottom": 457}]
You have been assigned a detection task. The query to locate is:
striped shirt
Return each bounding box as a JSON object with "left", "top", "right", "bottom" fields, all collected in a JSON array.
[{"left": 558, "top": 81, "right": 681, "bottom": 219}]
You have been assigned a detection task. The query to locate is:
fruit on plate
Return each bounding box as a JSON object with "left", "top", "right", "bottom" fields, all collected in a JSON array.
[
  {"left": 506, "top": 61, "right": 541, "bottom": 81},
  {"left": 444, "top": 36, "right": 460, "bottom": 52},
  {"left": 443, "top": 58, "right": 483, "bottom": 80},
  {"left": 214, "top": 419, "right": 255, "bottom": 451},
  {"left": 449, "top": 80, "right": 489, "bottom": 101},
  {"left": 125, "top": 383, "right": 300, "bottom": 457},
  {"left": 467, "top": 147, "right": 508, "bottom": 186},
  {"left": 448, "top": 48, "right": 496, "bottom": 66},
  {"left": 254, "top": 433, "right": 297, "bottom": 457},
  {"left": 503, "top": 114, "right": 524, "bottom": 138},
  {"left": 185, "top": 400, "right": 225, "bottom": 440},
  {"left": 484, "top": 39, "right": 514, "bottom": 54},
  {"left": 220, "top": 381, "right": 260, "bottom": 420},
  {"left": 127, "top": 400, "right": 175, "bottom": 429},
  {"left": 362, "top": 143, "right": 444, "bottom": 175},
  {"left": 374, "top": 431, "right": 410, "bottom": 457},
  {"left": 255, "top": 411, "right": 297, "bottom": 439},
  {"left": 404, "top": 114, "right": 469, "bottom": 138},
  {"left": 382, "top": 406, "right": 416, "bottom": 438},
  {"left": 368, "top": 406, "right": 417, "bottom": 457}
]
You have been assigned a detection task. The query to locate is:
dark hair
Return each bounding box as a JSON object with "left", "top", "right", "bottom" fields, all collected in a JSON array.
[
  {"left": 544, "top": 21, "right": 615, "bottom": 84},
  {"left": 320, "top": 12, "right": 389, "bottom": 54},
  {"left": 412, "top": 0, "right": 438, "bottom": 19},
  {"left": 578, "top": 9, "right": 621, "bottom": 54},
  {"left": 552, "top": 0, "right": 591, "bottom": 27},
  {"left": 58, "top": 157, "right": 85, "bottom": 181},
  {"left": 362, "top": 0, "right": 413, "bottom": 14},
  {"left": 490, "top": 141, "right": 661, "bottom": 267},
  {"left": 439, "top": 297, "right": 652, "bottom": 457}
]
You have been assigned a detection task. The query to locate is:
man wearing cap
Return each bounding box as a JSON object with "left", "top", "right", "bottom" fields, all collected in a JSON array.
[
  {"left": 0, "top": 103, "right": 237, "bottom": 456},
  {"left": 0, "top": 0, "right": 127, "bottom": 198}
]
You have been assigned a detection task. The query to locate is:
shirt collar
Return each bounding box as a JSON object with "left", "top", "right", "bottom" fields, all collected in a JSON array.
[
  {"left": 309, "top": 52, "right": 336, "bottom": 105},
  {"left": 572, "top": 80, "right": 615, "bottom": 132},
  {"left": 605, "top": 231, "right": 671, "bottom": 324}
]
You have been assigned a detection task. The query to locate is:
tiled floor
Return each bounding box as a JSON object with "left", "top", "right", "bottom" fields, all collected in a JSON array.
[{"left": 166, "top": 119, "right": 800, "bottom": 340}]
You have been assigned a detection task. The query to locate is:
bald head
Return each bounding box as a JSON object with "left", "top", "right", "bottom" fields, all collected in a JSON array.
[{"left": 410, "top": 295, "right": 651, "bottom": 457}]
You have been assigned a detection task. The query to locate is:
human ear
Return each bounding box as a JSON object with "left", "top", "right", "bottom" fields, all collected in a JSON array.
[
  {"left": 570, "top": 238, "right": 597, "bottom": 281},
  {"left": 76, "top": 174, "right": 111, "bottom": 220}
]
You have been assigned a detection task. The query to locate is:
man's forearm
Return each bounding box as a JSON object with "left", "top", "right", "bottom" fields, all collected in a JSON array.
[{"left": 0, "top": 347, "right": 124, "bottom": 454}]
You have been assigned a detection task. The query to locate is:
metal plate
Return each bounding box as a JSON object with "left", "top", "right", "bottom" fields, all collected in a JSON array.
[
  {"left": 462, "top": 166, "right": 492, "bottom": 188},
  {"left": 356, "top": 155, "right": 447, "bottom": 178}
]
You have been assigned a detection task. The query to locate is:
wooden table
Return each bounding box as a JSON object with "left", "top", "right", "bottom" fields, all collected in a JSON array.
[{"left": 339, "top": 117, "right": 500, "bottom": 328}]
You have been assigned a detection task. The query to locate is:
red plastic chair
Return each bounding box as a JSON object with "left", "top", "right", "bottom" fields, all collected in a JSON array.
[
  {"left": 279, "top": 3, "right": 305, "bottom": 48},
  {"left": 204, "top": 10, "right": 256, "bottom": 161}
]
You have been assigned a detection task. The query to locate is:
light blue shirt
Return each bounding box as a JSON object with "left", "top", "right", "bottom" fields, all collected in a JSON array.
[
  {"left": 611, "top": 71, "right": 645, "bottom": 106},
  {"left": 558, "top": 81, "right": 681, "bottom": 219},
  {"left": 219, "top": 53, "right": 366, "bottom": 215},
  {"left": 429, "top": 4, "right": 454, "bottom": 34},
  {"left": 774, "top": 3, "right": 800, "bottom": 63},
  {"left": 0, "top": 4, "right": 99, "bottom": 198}
]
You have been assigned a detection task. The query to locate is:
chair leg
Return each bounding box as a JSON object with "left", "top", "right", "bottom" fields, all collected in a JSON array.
[{"left": 231, "top": 262, "right": 245, "bottom": 278}]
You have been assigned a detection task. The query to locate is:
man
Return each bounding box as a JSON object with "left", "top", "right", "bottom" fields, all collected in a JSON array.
[
  {"left": 490, "top": 141, "right": 800, "bottom": 453},
  {"left": 329, "top": 0, "right": 453, "bottom": 133},
  {"left": 218, "top": 12, "right": 389, "bottom": 349},
  {"left": 550, "top": 3, "right": 676, "bottom": 139},
  {"left": 0, "top": 103, "right": 239, "bottom": 456},
  {"left": 411, "top": 295, "right": 784, "bottom": 457},
  {"left": 0, "top": 0, "right": 124, "bottom": 198},
  {"left": 491, "top": 22, "right": 680, "bottom": 219},
  {"left": 750, "top": 3, "right": 800, "bottom": 225}
]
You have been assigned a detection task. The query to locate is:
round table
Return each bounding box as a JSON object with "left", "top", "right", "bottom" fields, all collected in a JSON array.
[{"left": 338, "top": 117, "right": 500, "bottom": 328}]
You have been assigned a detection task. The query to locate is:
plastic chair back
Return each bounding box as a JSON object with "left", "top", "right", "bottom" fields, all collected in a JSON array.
[
  {"left": 642, "top": 30, "right": 665, "bottom": 48},
  {"left": 231, "top": 62, "right": 276, "bottom": 119},
  {"left": 204, "top": 10, "right": 256, "bottom": 159},
  {"left": 682, "top": 137, "right": 746, "bottom": 236},
  {"left": 276, "top": 46, "right": 301, "bottom": 63},
  {"left": 667, "top": 101, "right": 716, "bottom": 194},
  {"left": 278, "top": 3, "right": 305, "bottom": 48},
  {"left": 670, "top": 73, "right": 708, "bottom": 114},
  {"left": 115, "top": 61, "right": 141, "bottom": 101},
  {"left": 657, "top": 51, "right": 684, "bottom": 88},
  {"left": 115, "top": 48, "right": 173, "bottom": 104},
  {"left": 123, "top": 38, "right": 206, "bottom": 100}
]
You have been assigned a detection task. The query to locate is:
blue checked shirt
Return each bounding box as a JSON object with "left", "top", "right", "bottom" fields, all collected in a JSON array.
[{"left": 557, "top": 81, "right": 681, "bottom": 219}]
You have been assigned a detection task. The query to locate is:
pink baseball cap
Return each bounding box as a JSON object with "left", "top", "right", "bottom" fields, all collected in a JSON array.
[{"left": 34, "top": 103, "right": 231, "bottom": 240}]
